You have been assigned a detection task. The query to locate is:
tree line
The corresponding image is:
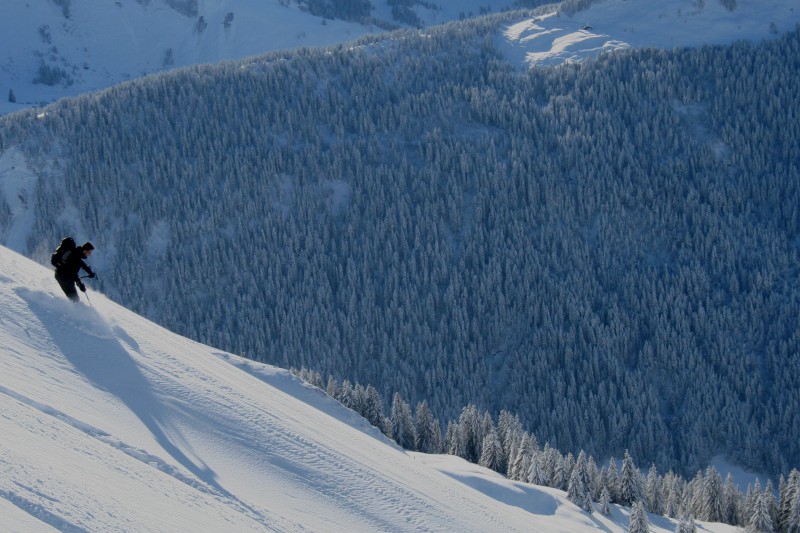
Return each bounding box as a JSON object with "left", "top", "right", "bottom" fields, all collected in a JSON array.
[{"left": 294, "top": 366, "right": 800, "bottom": 533}]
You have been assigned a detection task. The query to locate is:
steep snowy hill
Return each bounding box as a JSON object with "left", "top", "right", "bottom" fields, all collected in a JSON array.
[
  {"left": 498, "top": 0, "right": 800, "bottom": 67},
  {"left": 0, "top": 245, "right": 742, "bottom": 531}
]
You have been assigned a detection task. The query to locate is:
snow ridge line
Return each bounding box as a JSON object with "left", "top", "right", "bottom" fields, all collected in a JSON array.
[{"left": 0, "top": 385, "right": 276, "bottom": 530}]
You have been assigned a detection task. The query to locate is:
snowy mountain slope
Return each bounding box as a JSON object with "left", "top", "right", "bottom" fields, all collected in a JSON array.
[
  {"left": 497, "top": 0, "right": 800, "bottom": 67},
  {"left": 0, "top": 0, "right": 373, "bottom": 116},
  {"left": 0, "top": 246, "right": 741, "bottom": 532},
  {"left": 0, "top": 0, "right": 530, "bottom": 117},
  {"left": 4, "top": 0, "right": 797, "bottom": 116}
]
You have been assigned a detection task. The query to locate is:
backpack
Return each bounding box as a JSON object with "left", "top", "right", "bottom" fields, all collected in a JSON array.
[{"left": 51, "top": 237, "right": 76, "bottom": 268}]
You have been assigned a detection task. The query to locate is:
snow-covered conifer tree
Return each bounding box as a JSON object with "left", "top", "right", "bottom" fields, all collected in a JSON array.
[
  {"left": 457, "top": 404, "right": 483, "bottom": 463},
  {"left": 607, "top": 458, "right": 620, "bottom": 503},
  {"left": 414, "top": 400, "right": 440, "bottom": 453},
  {"left": 445, "top": 421, "right": 465, "bottom": 458},
  {"left": 363, "top": 385, "right": 385, "bottom": 429},
  {"left": 497, "top": 410, "right": 522, "bottom": 468},
  {"left": 619, "top": 450, "right": 643, "bottom": 506},
  {"left": 527, "top": 451, "right": 547, "bottom": 486},
  {"left": 599, "top": 485, "right": 612, "bottom": 516},
  {"left": 662, "top": 473, "right": 682, "bottom": 519},
  {"left": 787, "top": 483, "right": 800, "bottom": 533},
  {"left": 627, "top": 501, "right": 649, "bottom": 533},
  {"left": 325, "top": 376, "right": 339, "bottom": 399},
  {"left": 567, "top": 468, "right": 591, "bottom": 513},
  {"left": 507, "top": 434, "right": 529, "bottom": 481},
  {"left": 748, "top": 481, "right": 775, "bottom": 533},
  {"left": 338, "top": 379, "right": 355, "bottom": 409},
  {"left": 644, "top": 464, "right": 661, "bottom": 515},
  {"left": 700, "top": 466, "right": 724, "bottom": 522},
  {"left": 390, "top": 392, "right": 416, "bottom": 450},
  {"left": 551, "top": 452, "right": 567, "bottom": 491},
  {"left": 722, "top": 472, "right": 741, "bottom": 526},
  {"left": 478, "top": 429, "right": 504, "bottom": 473},
  {"left": 676, "top": 517, "right": 696, "bottom": 533}
]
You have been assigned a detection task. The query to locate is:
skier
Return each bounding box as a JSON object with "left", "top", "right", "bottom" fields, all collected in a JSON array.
[{"left": 53, "top": 240, "right": 96, "bottom": 302}]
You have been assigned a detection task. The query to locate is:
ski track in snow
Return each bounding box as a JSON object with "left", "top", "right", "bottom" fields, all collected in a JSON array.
[{"left": 0, "top": 385, "right": 274, "bottom": 530}]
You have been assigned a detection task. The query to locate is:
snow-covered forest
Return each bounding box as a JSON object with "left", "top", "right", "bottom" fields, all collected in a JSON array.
[{"left": 1, "top": 9, "right": 798, "bottom": 481}]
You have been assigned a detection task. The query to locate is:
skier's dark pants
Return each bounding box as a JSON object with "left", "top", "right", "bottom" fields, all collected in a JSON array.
[{"left": 55, "top": 271, "right": 79, "bottom": 302}]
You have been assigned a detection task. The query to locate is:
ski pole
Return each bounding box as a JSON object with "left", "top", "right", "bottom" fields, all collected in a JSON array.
[{"left": 83, "top": 287, "right": 93, "bottom": 308}]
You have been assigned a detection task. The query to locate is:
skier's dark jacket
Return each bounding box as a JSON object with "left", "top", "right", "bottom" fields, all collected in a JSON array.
[{"left": 56, "top": 245, "right": 94, "bottom": 282}]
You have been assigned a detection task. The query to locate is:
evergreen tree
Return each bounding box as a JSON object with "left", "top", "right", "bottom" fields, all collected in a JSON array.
[
  {"left": 390, "top": 392, "right": 416, "bottom": 449},
  {"left": 722, "top": 472, "right": 741, "bottom": 526},
  {"left": 587, "top": 456, "right": 600, "bottom": 500},
  {"left": 783, "top": 471, "right": 800, "bottom": 533},
  {"left": 541, "top": 444, "right": 559, "bottom": 488},
  {"left": 745, "top": 484, "right": 759, "bottom": 526},
  {"left": 445, "top": 421, "right": 465, "bottom": 458},
  {"left": 700, "top": 466, "right": 724, "bottom": 522},
  {"left": 567, "top": 467, "right": 592, "bottom": 513},
  {"left": 414, "top": 400, "right": 440, "bottom": 453},
  {"left": 749, "top": 482, "right": 775, "bottom": 533},
  {"left": 497, "top": 410, "right": 522, "bottom": 470},
  {"left": 479, "top": 429, "right": 504, "bottom": 473},
  {"left": 508, "top": 434, "right": 529, "bottom": 481},
  {"left": 527, "top": 451, "right": 547, "bottom": 486},
  {"left": 363, "top": 384, "right": 385, "bottom": 429},
  {"left": 768, "top": 480, "right": 780, "bottom": 531},
  {"left": 352, "top": 383, "right": 367, "bottom": 415},
  {"left": 627, "top": 501, "right": 649, "bottom": 533},
  {"left": 619, "top": 451, "right": 643, "bottom": 506},
  {"left": 644, "top": 464, "right": 661, "bottom": 515},
  {"left": 787, "top": 483, "right": 800, "bottom": 533},
  {"left": 583, "top": 490, "right": 594, "bottom": 514},
  {"left": 457, "top": 404, "right": 483, "bottom": 463},
  {"left": 607, "top": 458, "right": 620, "bottom": 503},
  {"left": 662, "top": 473, "right": 681, "bottom": 518},
  {"left": 338, "top": 379, "right": 355, "bottom": 410},
  {"left": 676, "top": 517, "right": 696, "bottom": 533},
  {"left": 325, "top": 376, "right": 339, "bottom": 399},
  {"left": 551, "top": 452, "right": 567, "bottom": 491},
  {"left": 599, "top": 485, "right": 612, "bottom": 516},
  {"left": 688, "top": 470, "right": 704, "bottom": 519}
]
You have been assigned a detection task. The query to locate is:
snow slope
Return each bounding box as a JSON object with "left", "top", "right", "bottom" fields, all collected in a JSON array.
[
  {"left": 0, "top": 0, "right": 527, "bottom": 117},
  {"left": 498, "top": 0, "right": 800, "bottom": 68},
  {"left": 0, "top": 0, "right": 376, "bottom": 116},
  {"left": 0, "top": 245, "right": 740, "bottom": 531}
]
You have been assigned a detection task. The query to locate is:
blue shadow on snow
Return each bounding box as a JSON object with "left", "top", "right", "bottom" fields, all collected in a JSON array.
[{"left": 18, "top": 288, "right": 232, "bottom": 499}]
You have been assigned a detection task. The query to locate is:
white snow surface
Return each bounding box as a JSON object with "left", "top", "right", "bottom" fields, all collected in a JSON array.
[
  {"left": 498, "top": 0, "right": 800, "bottom": 68},
  {"left": 0, "top": 0, "right": 376, "bottom": 116},
  {"left": 0, "top": 245, "right": 742, "bottom": 532}
]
